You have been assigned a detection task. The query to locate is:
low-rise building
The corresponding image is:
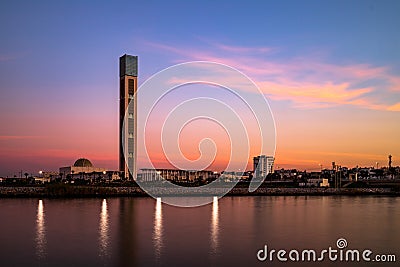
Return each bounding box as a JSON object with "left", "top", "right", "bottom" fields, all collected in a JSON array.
[
  {"left": 34, "top": 176, "right": 51, "bottom": 184},
  {"left": 320, "top": 178, "right": 329, "bottom": 187},
  {"left": 299, "top": 178, "right": 329, "bottom": 187},
  {"left": 59, "top": 158, "right": 107, "bottom": 180},
  {"left": 139, "top": 168, "right": 216, "bottom": 182}
]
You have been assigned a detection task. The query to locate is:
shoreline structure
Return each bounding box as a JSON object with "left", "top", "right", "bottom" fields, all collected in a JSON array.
[{"left": 0, "top": 185, "right": 399, "bottom": 198}]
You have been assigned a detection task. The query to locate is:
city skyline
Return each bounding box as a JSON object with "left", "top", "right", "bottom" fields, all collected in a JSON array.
[{"left": 1, "top": 1, "right": 400, "bottom": 176}]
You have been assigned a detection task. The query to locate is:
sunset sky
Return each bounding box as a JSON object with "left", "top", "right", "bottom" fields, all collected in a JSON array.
[{"left": 1, "top": 0, "right": 400, "bottom": 176}]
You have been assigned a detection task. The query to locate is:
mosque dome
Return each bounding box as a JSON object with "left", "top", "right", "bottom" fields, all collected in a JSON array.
[{"left": 73, "top": 158, "right": 93, "bottom": 167}]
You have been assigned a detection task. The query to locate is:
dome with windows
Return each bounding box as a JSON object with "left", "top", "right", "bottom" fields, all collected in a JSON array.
[{"left": 73, "top": 158, "right": 93, "bottom": 167}]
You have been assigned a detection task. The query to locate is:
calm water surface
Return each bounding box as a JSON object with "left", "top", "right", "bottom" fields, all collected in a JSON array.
[{"left": 0, "top": 196, "right": 399, "bottom": 267}]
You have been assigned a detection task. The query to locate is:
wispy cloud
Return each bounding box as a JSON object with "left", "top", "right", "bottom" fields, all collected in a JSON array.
[
  {"left": 259, "top": 81, "right": 374, "bottom": 109},
  {"left": 387, "top": 102, "right": 400, "bottom": 111},
  {"left": 211, "top": 42, "right": 277, "bottom": 54},
  {"left": 144, "top": 41, "right": 400, "bottom": 111}
]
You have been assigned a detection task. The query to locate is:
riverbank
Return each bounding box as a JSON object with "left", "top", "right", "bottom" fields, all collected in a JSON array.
[{"left": 0, "top": 185, "right": 399, "bottom": 198}]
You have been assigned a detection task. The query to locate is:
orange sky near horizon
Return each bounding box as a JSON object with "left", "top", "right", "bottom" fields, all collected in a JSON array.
[{"left": 1, "top": 92, "right": 399, "bottom": 176}]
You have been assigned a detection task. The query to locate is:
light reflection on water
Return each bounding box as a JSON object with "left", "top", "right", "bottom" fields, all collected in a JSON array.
[
  {"left": 211, "top": 196, "right": 219, "bottom": 254},
  {"left": 99, "top": 199, "right": 109, "bottom": 258},
  {"left": 153, "top": 197, "right": 163, "bottom": 260},
  {"left": 0, "top": 196, "right": 398, "bottom": 267},
  {"left": 35, "top": 199, "right": 46, "bottom": 259}
]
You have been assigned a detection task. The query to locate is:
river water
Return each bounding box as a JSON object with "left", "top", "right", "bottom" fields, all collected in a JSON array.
[{"left": 0, "top": 196, "right": 398, "bottom": 267}]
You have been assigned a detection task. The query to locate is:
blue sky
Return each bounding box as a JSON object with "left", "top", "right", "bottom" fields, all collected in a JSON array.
[
  {"left": 2, "top": 0, "right": 400, "bottom": 77},
  {"left": 1, "top": 0, "right": 400, "bottom": 175}
]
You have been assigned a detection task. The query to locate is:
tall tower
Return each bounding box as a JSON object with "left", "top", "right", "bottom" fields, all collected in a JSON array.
[{"left": 119, "top": 55, "right": 138, "bottom": 180}]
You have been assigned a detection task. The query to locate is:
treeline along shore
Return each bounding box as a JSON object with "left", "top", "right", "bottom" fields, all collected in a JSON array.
[{"left": 0, "top": 184, "right": 400, "bottom": 198}]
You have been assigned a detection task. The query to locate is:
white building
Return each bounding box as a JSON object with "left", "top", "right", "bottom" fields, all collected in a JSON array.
[
  {"left": 59, "top": 158, "right": 106, "bottom": 179},
  {"left": 253, "top": 155, "right": 274, "bottom": 179},
  {"left": 139, "top": 168, "right": 216, "bottom": 182}
]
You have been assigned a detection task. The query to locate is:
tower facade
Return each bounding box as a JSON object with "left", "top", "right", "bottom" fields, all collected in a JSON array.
[{"left": 119, "top": 55, "right": 138, "bottom": 180}]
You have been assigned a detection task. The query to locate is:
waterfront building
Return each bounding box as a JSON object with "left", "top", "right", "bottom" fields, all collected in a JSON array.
[
  {"left": 220, "top": 171, "right": 243, "bottom": 181},
  {"left": 59, "top": 158, "right": 107, "bottom": 179},
  {"left": 34, "top": 171, "right": 59, "bottom": 183},
  {"left": 274, "top": 169, "right": 298, "bottom": 180},
  {"left": 299, "top": 178, "right": 330, "bottom": 187},
  {"left": 240, "top": 171, "right": 253, "bottom": 180},
  {"left": 320, "top": 178, "right": 329, "bottom": 187},
  {"left": 349, "top": 173, "right": 359, "bottom": 182},
  {"left": 139, "top": 168, "right": 217, "bottom": 182},
  {"left": 34, "top": 176, "right": 51, "bottom": 184},
  {"left": 253, "top": 155, "right": 274, "bottom": 179},
  {"left": 119, "top": 54, "right": 138, "bottom": 180}
]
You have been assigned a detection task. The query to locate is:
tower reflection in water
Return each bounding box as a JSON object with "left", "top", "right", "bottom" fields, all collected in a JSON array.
[
  {"left": 99, "top": 199, "right": 109, "bottom": 258},
  {"left": 153, "top": 197, "right": 163, "bottom": 260},
  {"left": 36, "top": 199, "right": 46, "bottom": 259},
  {"left": 211, "top": 196, "right": 219, "bottom": 255},
  {"left": 117, "top": 198, "right": 137, "bottom": 267}
]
